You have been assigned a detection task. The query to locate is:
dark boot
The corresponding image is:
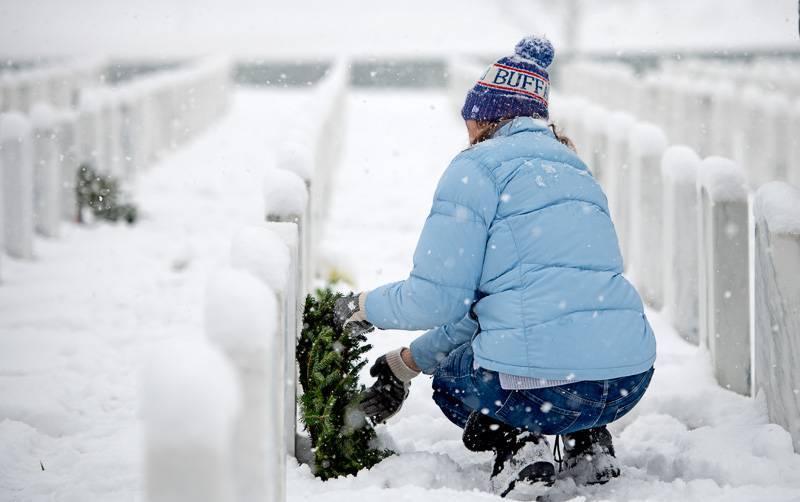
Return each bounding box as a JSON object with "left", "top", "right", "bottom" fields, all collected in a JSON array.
[
  {"left": 562, "top": 425, "right": 621, "bottom": 485},
  {"left": 491, "top": 431, "right": 555, "bottom": 498},
  {"left": 462, "top": 410, "right": 518, "bottom": 452},
  {"left": 463, "top": 412, "right": 555, "bottom": 498}
]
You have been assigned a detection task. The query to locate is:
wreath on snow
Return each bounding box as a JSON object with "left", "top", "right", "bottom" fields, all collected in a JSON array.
[{"left": 297, "top": 287, "right": 392, "bottom": 480}]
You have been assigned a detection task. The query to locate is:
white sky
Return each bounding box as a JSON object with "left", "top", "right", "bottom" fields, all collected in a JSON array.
[{"left": 0, "top": 0, "right": 796, "bottom": 58}]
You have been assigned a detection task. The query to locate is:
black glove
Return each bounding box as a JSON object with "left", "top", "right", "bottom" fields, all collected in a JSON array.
[
  {"left": 359, "top": 354, "right": 411, "bottom": 424},
  {"left": 333, "top": 292, "right": 374, "bottom": 336}
]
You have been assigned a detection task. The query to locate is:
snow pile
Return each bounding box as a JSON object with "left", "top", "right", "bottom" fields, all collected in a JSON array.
[
  {"left": 605, "top": 111, "right": 636, "bottom": 141},
  {"left": 754, "top": 181, "right": 800, "bottom": 235},
  {"left": 141, "top": 340, "right": 240, "bottom": 449},
  {"left": 230, "top": 224, "right": 291, "bottom": 292},
  {"left": 263, "top": 168, "right": 309, "bottom": 218},
  {"left": 579, "top": 102, "right": 607, "bottom": 136},
  {"left": 661, "top": 144, "right": 701, "bottom": 181},
  {"left": 29, "top": 103, "right": 56, "bottom": 130},
  {"left": 204, "top": 267, "right": 278, "bottom": 368},
  {"left": 698, "top": 156, "right": 749, "bottom": 201},
  {"left": 628, "top": 121, "right": 668, "bottom": 157},
  {"left": 276, "top": 140, "right": 315, "bottom": 181},
  {"left": 0, "top": 111, "right": 32, "bottom": 141}
]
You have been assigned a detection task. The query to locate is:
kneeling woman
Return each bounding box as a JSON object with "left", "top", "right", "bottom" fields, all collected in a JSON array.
[{"left": 334, "top": 36, "right": 656, "bottom": 498}]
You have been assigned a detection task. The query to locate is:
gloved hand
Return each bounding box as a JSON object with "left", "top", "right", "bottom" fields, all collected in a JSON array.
[
  {"left": 333, "top": 292, "right": 374, "bottom": 336},
  {"left": 360, "top": 348, "right": 420, "bottom": 424}
]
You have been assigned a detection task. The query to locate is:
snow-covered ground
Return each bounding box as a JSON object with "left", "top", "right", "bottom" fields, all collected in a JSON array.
[
  {"left": 0, "top": 88, "right": 307, "bottom": 500},
  {"left": 2, "top": 88, "right": 800, "bottom": 501}
]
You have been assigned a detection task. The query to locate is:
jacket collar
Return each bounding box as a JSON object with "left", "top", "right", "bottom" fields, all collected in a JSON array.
[{"left": 491, "top": 116, "right": 554, "bottom": 139}]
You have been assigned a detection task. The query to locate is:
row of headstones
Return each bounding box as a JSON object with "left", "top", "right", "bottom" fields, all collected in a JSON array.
[
  {"left": 0, "top": 57, "right": 232, "bottom": 279},
  {"left": 553, "top": 94, "right": 800, "bottom": 452},
  {"left": 143, "top": 63, "right": 351, "bottom": 502},
  {"left": 0, "top": 58, "right": 106, "bottom": 112},
  {"left": 142, "top": 221, "right": 302, "bottom": 502},
  {"left": 558, "top": 61, "right": 800, "bottom": 189},
  {"left": 272, "top": 61, "right": 349, "bottom": 280},
  {"left": 659, "top": 58, "right": 800, "bottom": 98}
]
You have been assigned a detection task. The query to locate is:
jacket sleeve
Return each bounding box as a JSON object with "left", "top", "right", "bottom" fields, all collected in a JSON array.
[
  {"left": 364, "top": 154, "right": 498, "bottom": 330},
  {"left": 409, "top": 314, "right": 479, "bottom": 374}
]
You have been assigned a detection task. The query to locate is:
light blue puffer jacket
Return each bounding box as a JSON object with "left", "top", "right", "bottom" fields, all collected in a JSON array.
[{"left": 364, "top": 117, "right": 656, "bottom": 381}]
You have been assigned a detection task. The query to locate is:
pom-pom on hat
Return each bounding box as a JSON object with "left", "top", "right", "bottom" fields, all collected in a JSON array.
[{"left": 461, "top": 35, "right": 553, "bottom": 123}]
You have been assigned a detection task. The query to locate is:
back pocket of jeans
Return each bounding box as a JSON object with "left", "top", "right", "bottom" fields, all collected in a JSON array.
[{"left": 497, "top": 391, "right": 581, "bottom": 435}]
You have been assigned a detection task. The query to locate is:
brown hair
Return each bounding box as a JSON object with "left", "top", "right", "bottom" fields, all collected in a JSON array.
[{"left": 472, "top": 117, "right": 576, "bottom": 153}]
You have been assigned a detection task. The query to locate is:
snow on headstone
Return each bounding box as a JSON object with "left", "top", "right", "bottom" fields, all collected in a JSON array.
[
  {"left": 30, "top": 103, "right": 61, "bottom": 237},
  {"left": 277, "top": 138, "right": 315, "bottom": 182},
  {"left": 204, "top": 267, "right": 285, "bottom": 502},
  {"left": 263, "top": 167, "right": 308, "bottom": 221},
  {"left": 142, "top": 340, "right": 240, "bottom": 502},
  {"left": 0, "top": 112, "right": 35, "bottom": 259},
  {"left": 661, "top": 145, "right": 702, "bottom": 343},
  {"left": 754, "top": 181, "right": 800, "bottom": 452},
  {"left": 697, "top": 156, "right": 751, "bottom": 396},
  {"left": 263, "top": 167, "right": 312, "bottom": 291},
  {"left": 230, "top": 224, "right": 291, "bottom": 293},
  {"left": 627, "top": 122, "right": 668, "bottom": 307}
]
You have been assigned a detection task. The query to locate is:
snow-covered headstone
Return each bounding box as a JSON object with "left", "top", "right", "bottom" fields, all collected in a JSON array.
[
  {"left": 603, "top": 111, "right": 636, "bottom": 259},
  {"left": 0, "top": 112, "right": 35, "bottom": 258},
  {"left": 78, "top": 91, "right": 104, "bottom": 171},
  {"left": 753, "top": 181, "right": 800, "bottom": 452},
  {"left": 697, "top": 157, "right": 751, "bottom": 396},
  {"left": 578, "top": 103, "right": 608, "bottom": 182},
  {"left": 100, "top": 90, "right": 124, "bottom": 176},
  {"left": 789, "top": 100, "right": 800, "bottom": 189},
  {"left": 627, "top": 122, "right": 668, "bottom": 307},
  {"left": 709, "top": 81, "right": 736, "bottom": 157},
  {"left": 205, "top": 267, "right": 285, "bottom": 502},
  {"left": 54, "top": 110, "right": 80, "bottom": 221},
  {"left": 30, "top": 103, "right": 61, "bottom": 237},
  {"left": 661, "top": 145, "right": 702, "bottom": 343},
  {"left": 232, "top": 222, "right": 302, "bottom": 457},
  {"left": 264, "top": 167, "right": 311, "bottom": 292},
  {"left": 142, "top": 340, "right": 240, "bottom": 502}
]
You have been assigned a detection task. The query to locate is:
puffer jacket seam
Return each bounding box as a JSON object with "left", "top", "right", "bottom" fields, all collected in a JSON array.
[
  {"left": 409, "top": 271, "right": 476, "bottom": 293},
  {"left": 503, "top": 217, "right": 530, "bottom": 369},
  {"left": 430, "top": 198, "right": 485, "bottom": 225},
  {"left": 501, "top": 198, "right": 610, "bottom": 219}
]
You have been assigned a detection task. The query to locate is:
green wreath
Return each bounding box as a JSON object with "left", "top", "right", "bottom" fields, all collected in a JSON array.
[{"left": 297, "top": 287, "right": 392, "bottom": 480}]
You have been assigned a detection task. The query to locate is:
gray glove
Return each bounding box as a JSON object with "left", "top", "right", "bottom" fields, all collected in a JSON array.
[
  {"left": 359, "top": 348, "right": 420, "bottom": 424},
  {"left": 333, "top": 292, "right": 374, "bottom": 336}
]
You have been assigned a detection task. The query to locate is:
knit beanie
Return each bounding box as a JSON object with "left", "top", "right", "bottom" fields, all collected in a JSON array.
[{"left": 461, "top": 36, "right": 553, "bottom": 122}]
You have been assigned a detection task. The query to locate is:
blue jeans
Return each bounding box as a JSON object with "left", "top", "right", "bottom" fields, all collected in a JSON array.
[{"left": 431, "top": 343, "right": 654, "bottom": 436}]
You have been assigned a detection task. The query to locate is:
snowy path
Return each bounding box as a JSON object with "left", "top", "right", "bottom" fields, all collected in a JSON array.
[
  {"left": 1, "top": 89, "right": 800, "bottom": 502},
  {"left": 295, "top": 91, "right": 800, "bottom": 502}
]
